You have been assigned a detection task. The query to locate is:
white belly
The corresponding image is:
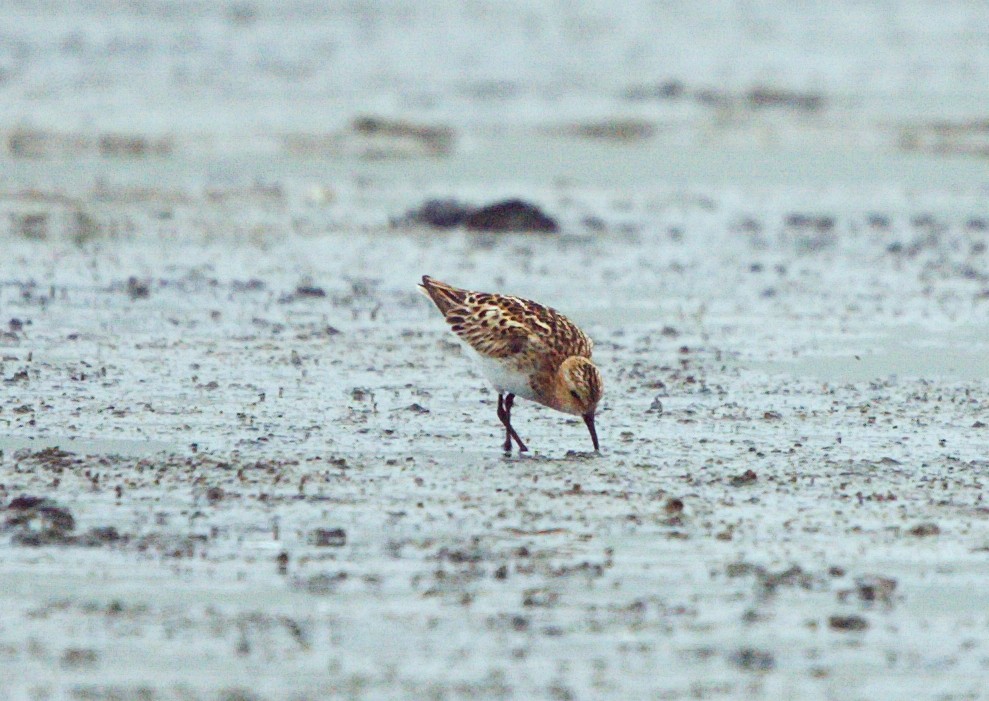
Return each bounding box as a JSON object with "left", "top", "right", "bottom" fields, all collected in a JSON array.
[{"left": 471, "top": 350, "right": 538, "bottom": 402}]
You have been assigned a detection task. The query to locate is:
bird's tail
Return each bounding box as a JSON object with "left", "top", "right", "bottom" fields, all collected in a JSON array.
[{"left": 418, "top": 275, "right": 467, "bottom": 314}]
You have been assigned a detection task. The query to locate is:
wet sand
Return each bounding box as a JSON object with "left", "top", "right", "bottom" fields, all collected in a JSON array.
[{"left": 2, "top": 171, "right": 989, "bottom": 699}]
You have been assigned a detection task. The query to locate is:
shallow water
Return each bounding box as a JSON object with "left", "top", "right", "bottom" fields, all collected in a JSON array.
[{"left": 2, "top": 1, "right": 989, "bottom": 700}]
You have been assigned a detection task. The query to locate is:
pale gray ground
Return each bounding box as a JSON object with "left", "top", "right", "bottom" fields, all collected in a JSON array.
[{"left": 2, "top": 2, "right": 989, "bottom": 701}]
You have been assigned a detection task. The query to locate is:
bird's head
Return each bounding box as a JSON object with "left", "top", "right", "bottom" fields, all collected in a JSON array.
[{"left": 556, "top": 356, "right": 603, "bottom": 450}]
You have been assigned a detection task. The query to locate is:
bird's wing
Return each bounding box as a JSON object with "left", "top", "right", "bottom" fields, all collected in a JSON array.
[
  {"left": 420, "top": 276, "right": 592, "bottom": 361},
  {"left": 447, "top": 293, "right": 593, "bottom": 361},
  {"left": 443, "top": 295, "right": 535, "bottom": 358}
]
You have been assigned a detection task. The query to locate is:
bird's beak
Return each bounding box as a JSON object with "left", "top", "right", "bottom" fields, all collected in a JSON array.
[{"left": 583, "top": 413, "right": 599, "bottom": 452}]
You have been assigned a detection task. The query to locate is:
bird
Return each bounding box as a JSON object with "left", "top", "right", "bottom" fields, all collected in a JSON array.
[{"left": 418, "top": 275, "right": 603, "bottom": 453}]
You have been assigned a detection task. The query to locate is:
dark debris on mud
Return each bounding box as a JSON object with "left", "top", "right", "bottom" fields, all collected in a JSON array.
[
  {"left": 3, "top": 495, "right": 123, "bottom": 547},
  {"left": 395, "top": 198, "right": 559, "bottom": 233}
]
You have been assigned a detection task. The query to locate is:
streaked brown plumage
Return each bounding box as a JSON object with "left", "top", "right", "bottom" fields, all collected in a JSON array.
[{"left": 419, "top": 275, "right": 603, "bottom": 453}]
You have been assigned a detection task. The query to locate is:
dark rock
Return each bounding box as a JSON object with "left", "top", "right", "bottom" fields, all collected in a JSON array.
[
  {"left": 397, "top": 198, "right": 558, "bottom": 233},
  {"left": 465, "top": 199, "right": 558, "bottom": 233},
  {"left": 405, "top": 199, "right": 473, "bottom": 228}
]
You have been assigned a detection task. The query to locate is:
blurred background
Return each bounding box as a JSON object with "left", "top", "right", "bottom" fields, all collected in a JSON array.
[{"left": 2, "top": 0, "right": 987, "bottom": 195}]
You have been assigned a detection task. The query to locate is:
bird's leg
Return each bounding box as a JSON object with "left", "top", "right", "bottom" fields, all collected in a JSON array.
[
  {"left": 497, "top": 393, "right": 528, "bottom": 453},
  {"left": 503, "top": 393, "right": 528, "bottom": 453},
  {"left": 497, "top": 394, "right": 510, "bottom": 452}
]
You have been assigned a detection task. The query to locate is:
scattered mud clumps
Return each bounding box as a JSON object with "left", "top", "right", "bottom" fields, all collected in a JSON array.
[
  {"left": 294, "top": 284, "right": 326, "bottom": 298},
  {"left": 309, "top": 528, "right": 346, "bottom": 547},
  {"left": 899, "top": 118, "right": 989, "bottom": 157},
  {"left": 839, "top": 576, "right": 898, "bottom": 606},
  {"left": 3, "top": 495, "right": 126, "bottom": 547},
  {"left": 664, "top": 497, "right": 685, "bottom": 515},
  {"left": 206, "top": 486, "right": 225, "bottom": 503},
  {"left": 126, "top": 276, "right": 151, "bottom": 300},
  {"left": 623, "top": 80, "right": 825, "bottom": 113},
  {"left": 19, "top": 447, "right": 82, "bottom": 472},
  {"left": 277, "top": 281, "right": 329, "bottom": 304},
  {"left": 728, "top": 647, "right": 776, "bottom": 671},
  {"left": 4, "top": 495, "right": 76, "bottom": 545},
  {"left": 352, "top": 115, "right": 454, "bottom": 156},
  {"left": 726, "top": 562, "right": 820, "bottom": 596},
  {"left": 784, "top": 213, "right": 835, "bottom": 231},
  {"left": 231, "top": 278, "right": 267, "bottom": 293},
  {"left": 564, "top": 119, "right": 656, "bottom": 142},
  {"left": 12, "top": 212, "right": 49, "bottom": 239},
  {"left": 60, "top": 647, "right": 99, "bottom": 669},
  {"left": 397, "top": 198, "right": 559, "bottom": 233},
  {"left": 747, "top": 86, "right": 824, "bottom": 112},
  {"left": 908, "top": 522, "right": 941, "bottom": 537},
  {"left": 728, "top": 469, "right": 758, "bottom": 487},
  {"left": 828, "top": 614, "right": 869, "bottom": 632},
  {"left": 296, "top": 571, "right": 349, "bottom": 595},
  {"left": 6, "top": 128, "right": 173, "bottom": 159},
  {"left": 98, "top": 134, "right": 173, "bottom": 158}
]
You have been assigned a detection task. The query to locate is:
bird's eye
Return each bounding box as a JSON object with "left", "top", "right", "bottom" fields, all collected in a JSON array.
[{"left": 570, "top": 390, "right": 581, "bottom": 400}]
